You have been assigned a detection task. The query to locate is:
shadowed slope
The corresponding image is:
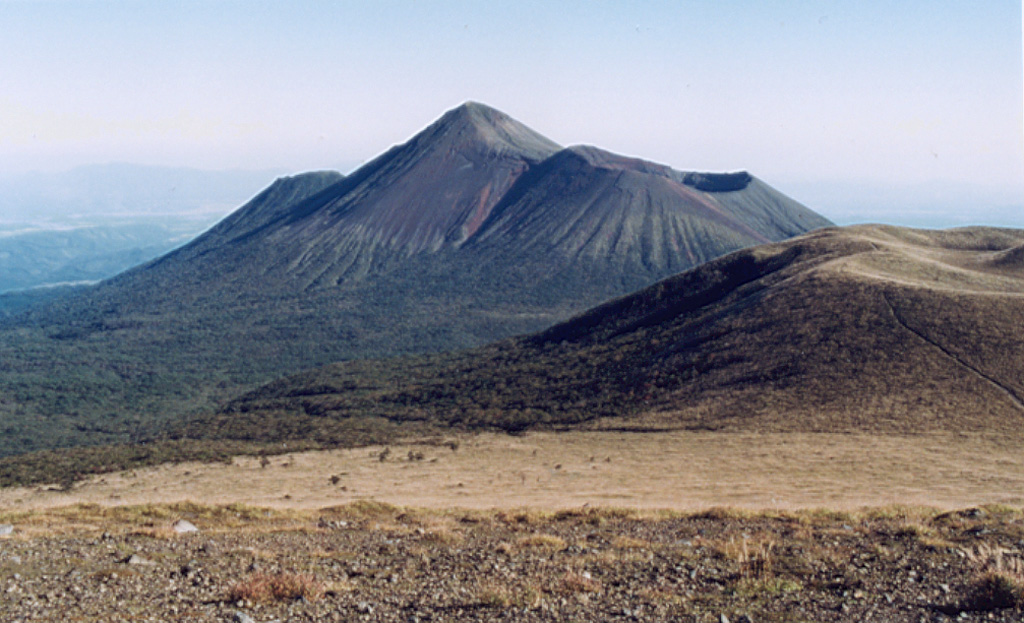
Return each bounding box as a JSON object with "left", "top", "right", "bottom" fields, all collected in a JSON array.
[
  {"left": 203, "top": 225, "right": 1024, "bottom": 444},
  {"left": 4, "top": 224, "right": 1021, "bottom": 486},
  {"left": 465, "top": 146, "right": 827, "bottom": 293}
]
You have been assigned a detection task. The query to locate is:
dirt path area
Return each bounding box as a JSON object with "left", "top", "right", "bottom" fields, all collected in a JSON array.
[{"left": 2, "top": 431, "right": 1021, "bottom": 512}]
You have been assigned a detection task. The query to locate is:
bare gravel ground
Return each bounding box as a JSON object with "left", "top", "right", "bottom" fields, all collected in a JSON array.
[{"left": 1, "top": 503, "right": 1023, "bottom": 622}]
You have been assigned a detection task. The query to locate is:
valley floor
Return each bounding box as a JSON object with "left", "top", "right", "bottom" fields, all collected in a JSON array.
[{"left": 0, "top": 431, "right": 1021, "bottom": 512}]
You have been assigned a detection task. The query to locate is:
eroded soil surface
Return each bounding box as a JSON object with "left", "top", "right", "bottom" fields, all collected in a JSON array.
[{"left": 1, "top": 503, "right": 1022, "bottom": 622}]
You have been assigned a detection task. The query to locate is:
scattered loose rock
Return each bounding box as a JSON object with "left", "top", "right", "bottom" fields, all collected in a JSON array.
[
  {"left": 125, "top": 554, "right": 154, "bottom": 565},
  {"left": 173, "top": 519, "right": 199, "bottom": 534},
  {"left": 0, "top": 507, "right": 1021, "bottom": 622}
]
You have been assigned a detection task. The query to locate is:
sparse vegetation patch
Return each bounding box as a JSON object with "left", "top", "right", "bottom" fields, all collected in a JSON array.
[{"left": 1, "top": 503, "right": 1022, "bottom": 621}]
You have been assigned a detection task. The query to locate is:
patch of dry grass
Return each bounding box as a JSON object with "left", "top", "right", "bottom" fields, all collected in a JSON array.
[
  {"left": 554, "top": 570, "right": 602, "bottom": 594},
  {"left": 226, "top": 572, "right": 324, "bottom": 604},
  {"left": 4, "top": 432, "right": 1023, "bottom": 515},
  {"left": 610, "top": 535, "right": 650, "bottom": 550},
  {"left": 474, "top": 580, "right": 543, "bottom": 609},
  {"left": 516, "top": 533, "right": 567, "bottom": 552},
  {"left": 956, "top": 543, "right": 1024, "bottom": 612}
]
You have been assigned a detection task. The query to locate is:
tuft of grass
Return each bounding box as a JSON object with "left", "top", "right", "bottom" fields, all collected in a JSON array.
[
  {"left": 716, "top": 535, "right": 776, "bottom": 580},
  {"left": 420, "top": 528, "right": 463, "bottom": 546},
  {"left": 611, "top": 535, "right": 650, "bottom": 550},
  {"left": 958, "top": 543, "right": 1024, "bottom": 612},
  {"left": 894, "top": 521, "right": 936, "bottom": 539},
  {"left": 475, "top": 583, "right": 515, "bottom": 608},
  {"left": 733, "top": 576, "right": 803, "bottom": 597},
  {"left": 555, "top": 570, "right": 602, "bottom": 594},
  {"left": 226, "top": 572, "right": 324, "bottom": 604},
  {"left": 128, "top": 526, "right": 177, "bottom": 540},
  {"left": 961, "top": 571, "right": 1024, "bottom": 612},
  {"left": 963, "top": 543, "right": 1024, "bottom": 577},
  {"left": 516, "top": 533, "right": 567, "bottom": 552},
  {"left": 475, "top": 581, "right": 543, "bottom": 609}
]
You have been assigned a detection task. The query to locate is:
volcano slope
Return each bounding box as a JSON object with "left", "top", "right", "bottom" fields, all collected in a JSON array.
[
  {"left": 183, "top": 224, "right": 1024, "bottom": 446},
  {"left": 4, "top": 224, "right": 1024, "bottom": 486},
  {"left": 0, "top": 102, "right": 829, "bottom": 457}
]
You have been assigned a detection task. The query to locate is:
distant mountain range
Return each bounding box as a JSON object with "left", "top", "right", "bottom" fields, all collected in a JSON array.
[
  {"left": 0, "top": 164, "right": 293, "bottom": 296},
  {"left": 0, "top": 102, "right": 829, "bottom": 459},
  {"left": 0, "top": 217, "right": 218, "bottom": 295}
]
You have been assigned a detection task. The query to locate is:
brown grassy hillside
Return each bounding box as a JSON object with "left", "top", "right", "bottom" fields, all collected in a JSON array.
[
  {"left": 4, "top": 224, "right": 1021, "bottom": 487},
  {"left": 205, "top": 224, "right": 1024, "bottom": 439}
]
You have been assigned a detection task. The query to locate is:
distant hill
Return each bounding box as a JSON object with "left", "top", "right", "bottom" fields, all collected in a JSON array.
[
  {"left": 0, "top": 217, "right": 219, "bottom": 295},
  {"left": 0, "top": 102, "right": 829, "bottom": 458},
  {"left": 0, "top": 285, "right": 89, "bottom": 320},
  {"left": 0, "top": 163, "right": 296, "bottom": 295}
]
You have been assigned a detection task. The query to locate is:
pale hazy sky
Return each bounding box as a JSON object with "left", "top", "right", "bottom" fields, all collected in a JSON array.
[{"left": 1, "top": 1, "right": 1022, "bottom": 224}]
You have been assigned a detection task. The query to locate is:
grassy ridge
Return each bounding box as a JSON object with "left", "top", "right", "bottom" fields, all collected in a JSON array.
[{"left": 3, "top": 225, "right": 1022, "bottom": 488}]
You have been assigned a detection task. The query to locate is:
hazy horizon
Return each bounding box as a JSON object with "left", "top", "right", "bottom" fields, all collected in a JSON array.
[
  {"left": 1, "top": 158, "right": 1021, "bottom": 231},
  {"left": 2, "top": 2, "right": 1022, "bottom": 227}
]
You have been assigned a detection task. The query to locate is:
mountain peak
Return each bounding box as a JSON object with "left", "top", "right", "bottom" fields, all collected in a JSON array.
[
  {"left": 419, "top": 102, "right": 562, "bottom": 162},
  {"left": 559, "top": 145, "right": 672, "bottom": 176}
]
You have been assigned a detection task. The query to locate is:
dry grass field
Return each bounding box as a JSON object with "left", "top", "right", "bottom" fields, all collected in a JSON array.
[{"left": 2, "top": 431, "right": 1021, "bottom": 512}]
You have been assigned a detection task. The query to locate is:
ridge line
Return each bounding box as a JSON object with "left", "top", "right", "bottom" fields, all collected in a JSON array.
[{"left": 881, "top": 291, "right": 1024, "bottom": 412}]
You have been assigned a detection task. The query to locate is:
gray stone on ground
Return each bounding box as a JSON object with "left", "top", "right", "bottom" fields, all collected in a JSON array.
[
  {"left": 172, "top": 519, "right": 199, "bottom": 534},
  {"left": 126, "top": 554, "right": 154, "bottom": 565},
  {"left": 232, "top": 612, "right": 255, "bottom": 623},
  {"left": 0, "top": 524, "right": 12, "bottom": 536}
]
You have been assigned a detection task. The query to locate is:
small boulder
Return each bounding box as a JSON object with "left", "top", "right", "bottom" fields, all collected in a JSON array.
[
  {"left": 126, "top": 554, "right": 154, "bottom": 566},
  {"left": 172, "top": 519, "right": 199, "bottom": 534},
  {"left": 232, "top": 612, "right": 255, "bottom": 623},
  {"left": 0, "top": 524, "right": 13, "bottom": 536}
]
